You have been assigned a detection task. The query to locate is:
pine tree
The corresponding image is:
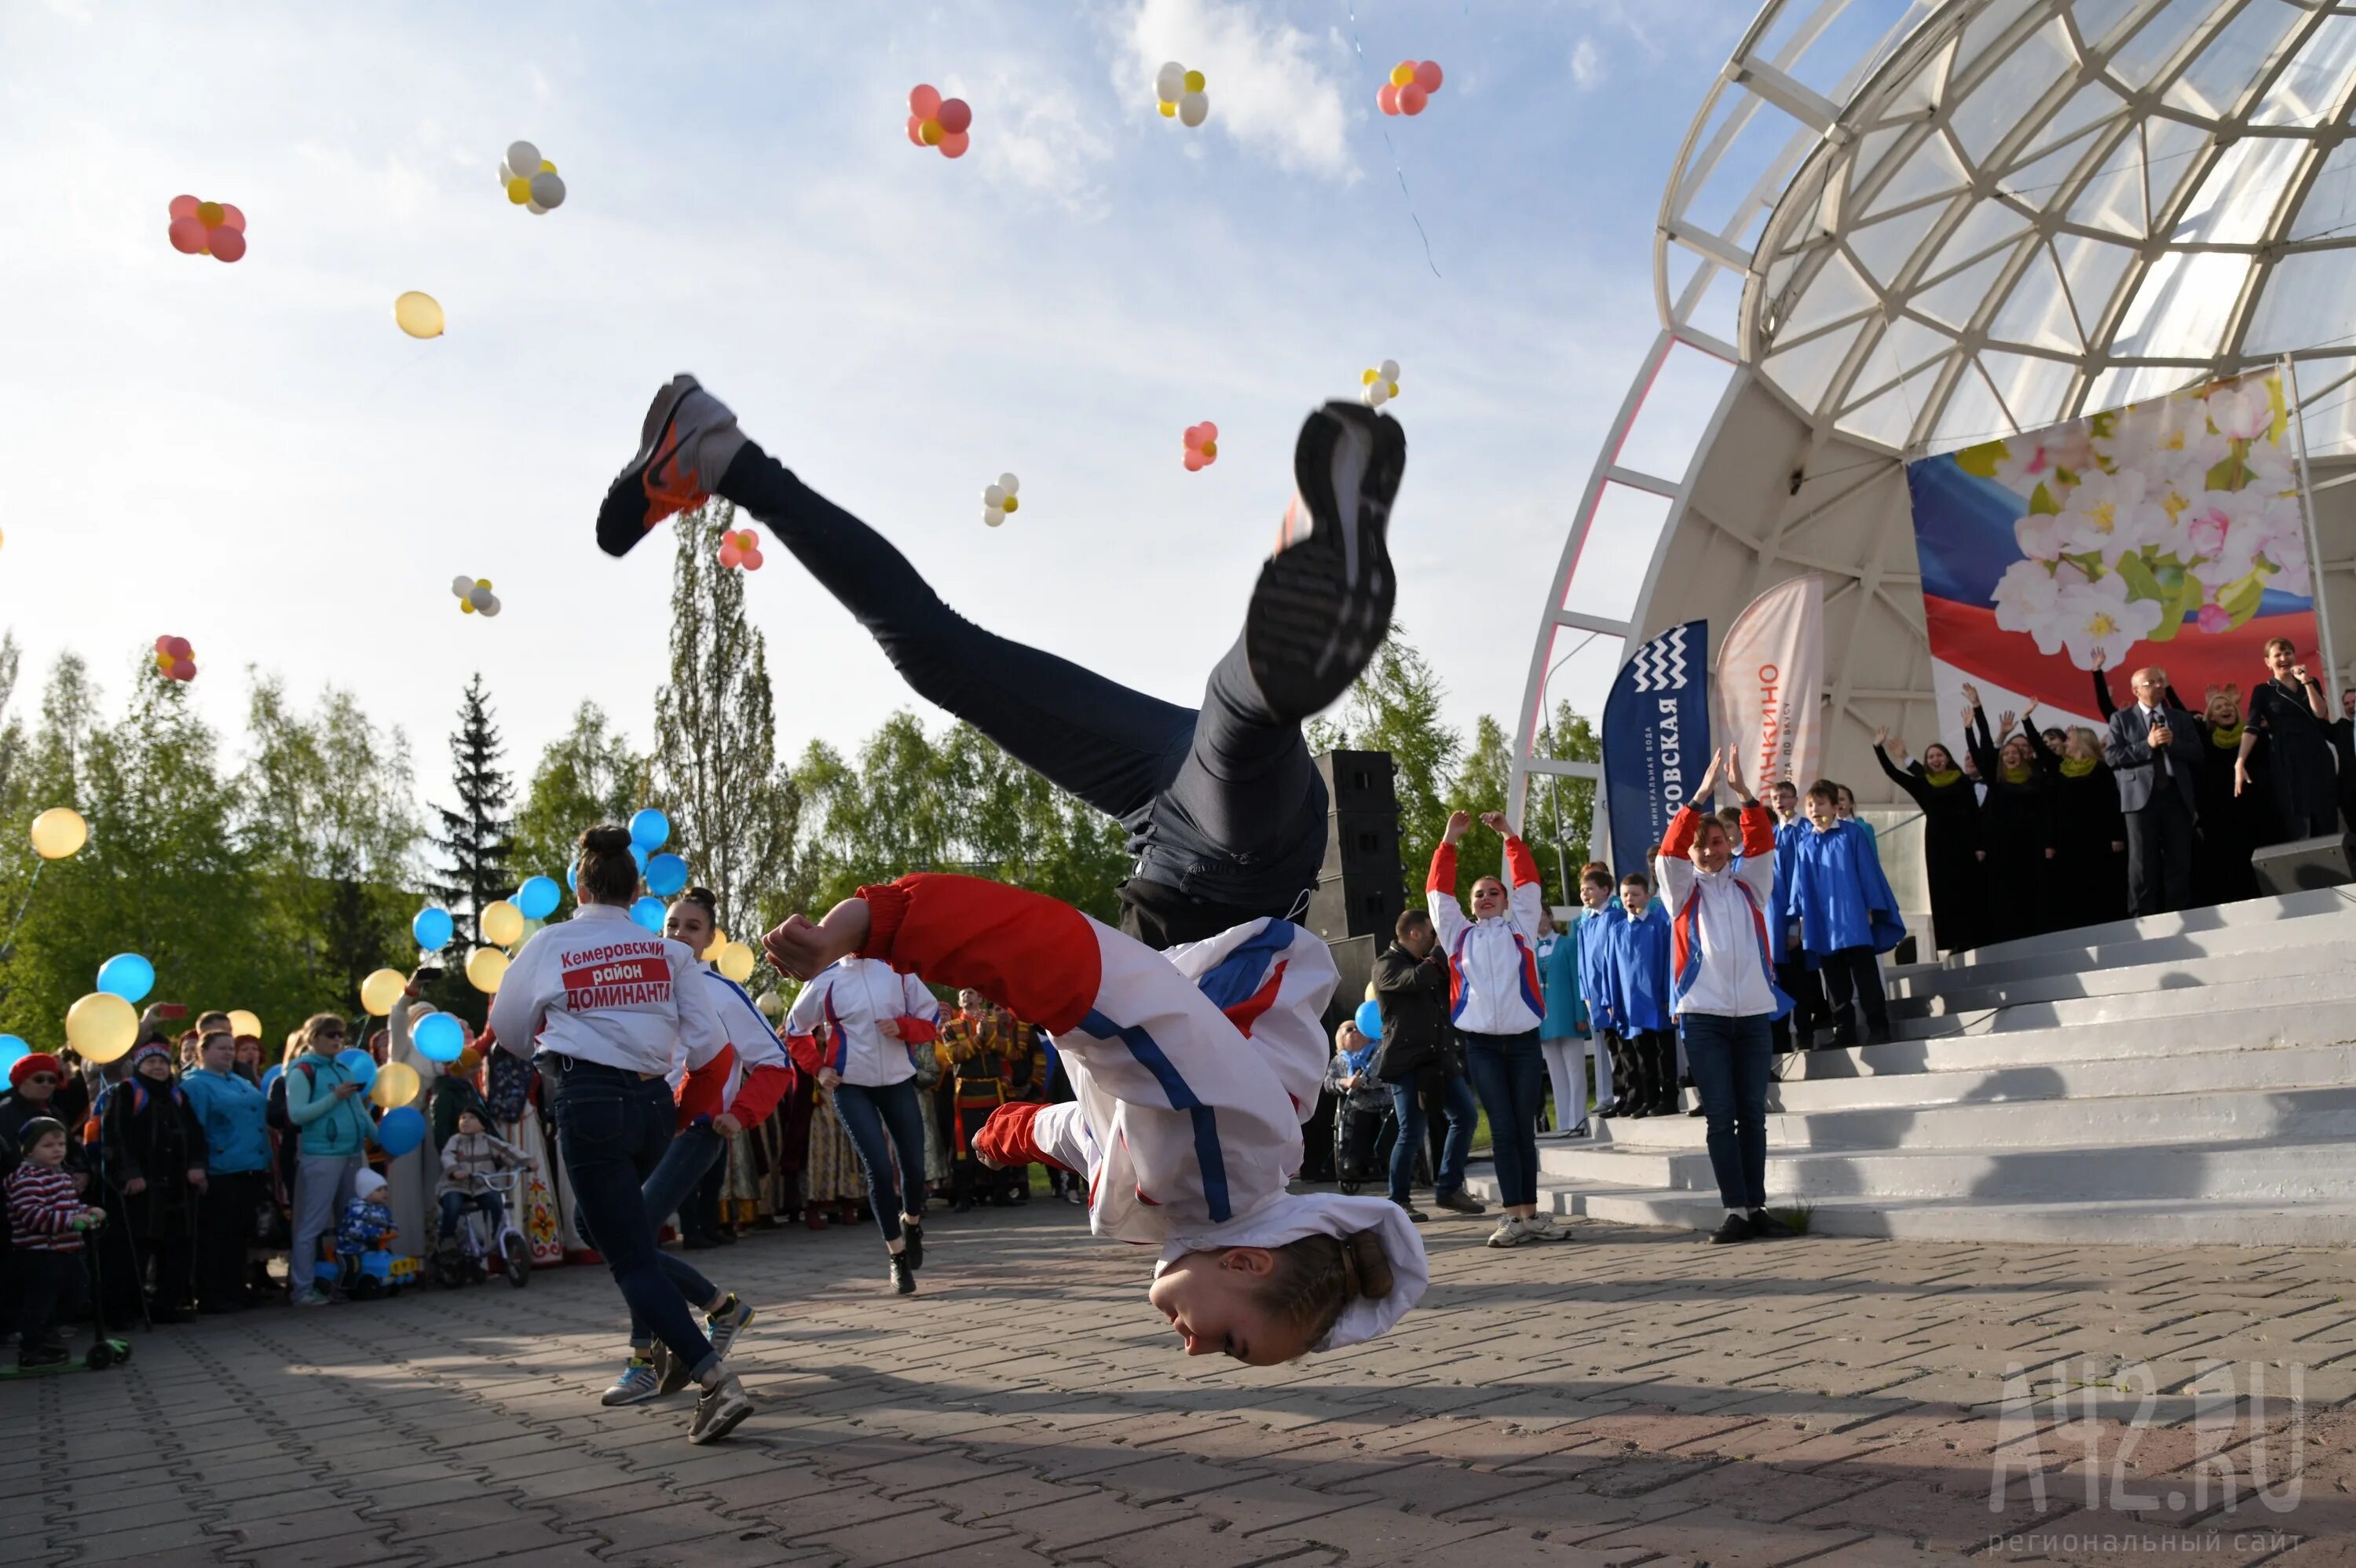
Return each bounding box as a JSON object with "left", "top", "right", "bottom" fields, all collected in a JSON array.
[{"left": 430, "top": 673, "right": 515, "bottom": 954}]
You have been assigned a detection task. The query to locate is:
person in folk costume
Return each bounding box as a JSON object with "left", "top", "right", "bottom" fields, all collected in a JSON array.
[
  {"left": 1784, "top": 780, "right": 1905, "bottom": 1047},
  {"left": 1963, "top": 686, "right": 2056, "bottom": 943},
  {"left": 2018, "top": 701, "right": 2127, "bottom": 931},
  {"left": 942, "top": 989, "right": 1025, "bottom": 1212},
  {"left": 97, "top": 1042, "right": 208, "bottom": 1323},
  {"left": 763, "top": 872, "right": 1427, "bottom": 1362}
]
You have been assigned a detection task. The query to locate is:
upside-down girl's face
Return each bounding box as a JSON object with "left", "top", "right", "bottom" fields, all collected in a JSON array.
[{"left": 1147, "top": 1248, "right": 1302, "bottom": 1366}]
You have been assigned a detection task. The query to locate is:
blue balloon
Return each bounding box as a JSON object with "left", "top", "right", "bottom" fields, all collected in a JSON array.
[
  {"left": 629, "top": 896, "right": 665, "bottom": 933},
  {"left": 630, "top": 808, "right": 671, "bottom": 851},
  {"left": 566, "top": 860, "right": 578, "bottom": 893},
  {"left": 335, "top": 1047, "right": 377, "bottom": 1090},
  {"left": 376, "top": 1106, "right": 426, "bottom": 1157},
  {"left": 260, "top": 1063, "right": 283, "bottom": 1095},
  {"left": 95, "top": 952, "right": 155, "bottom": 1004},
  {"left": 631, "top": 845, "right": 649, "bottom": 873},
  {"left": 1354, "top": 999, "right": 1383, "bottom": 1041},
  {"left": 413, "top": 1012, "right": 464, "bottom": 1063},
  {"left": 646, "top": 853, "right": 689, "bottom": 897},
  {"left": 515, "top": 875, "right": 562, "bottom": 921},
  {"left": 412, "top": 905, "right": 454, "bottom": 951},
  {"left": 0, "top": 1036, "right": 27, "bottom": 1073}
]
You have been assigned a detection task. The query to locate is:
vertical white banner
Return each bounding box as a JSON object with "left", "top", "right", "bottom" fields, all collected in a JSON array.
[{"left": 1714, "top": 575, "right": 1825, "bottom": 791}]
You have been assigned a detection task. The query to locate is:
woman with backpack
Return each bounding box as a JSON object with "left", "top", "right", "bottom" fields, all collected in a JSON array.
[{"left": 280, "top": 1014, "right": 376, "bottom": 1306}]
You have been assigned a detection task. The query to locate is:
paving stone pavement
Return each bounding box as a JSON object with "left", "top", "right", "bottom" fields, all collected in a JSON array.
[{"left": 2, "top": 1197, "right": 2351, "bottom": 1567}]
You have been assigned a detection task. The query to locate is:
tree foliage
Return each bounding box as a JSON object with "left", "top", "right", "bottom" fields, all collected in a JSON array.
[
  {"left": 427, "top": 674, "right": 515, "bottom": 956},
  {"left": 513, "top": 701, "right": 646, "bottom": 883}
]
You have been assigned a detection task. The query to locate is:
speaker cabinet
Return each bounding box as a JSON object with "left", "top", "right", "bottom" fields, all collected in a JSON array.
[{"left": 2249, "top": 832, "right": 2355, "bottom": 894}]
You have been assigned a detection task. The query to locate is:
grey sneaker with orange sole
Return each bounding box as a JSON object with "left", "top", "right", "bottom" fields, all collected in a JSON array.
[{"left": 596, "top": 374, "right": 748, "bottom": 557}]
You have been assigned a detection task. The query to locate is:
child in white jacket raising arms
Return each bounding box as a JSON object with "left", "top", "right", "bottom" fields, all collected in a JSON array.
[{"left": 762, "top": 873, "right": 1429, "bottom": 1364}]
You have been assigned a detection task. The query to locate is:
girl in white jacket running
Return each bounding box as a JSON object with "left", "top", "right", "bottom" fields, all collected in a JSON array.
[{"left": 763, "top": 872, "right": 1429, "bottom": 1364}]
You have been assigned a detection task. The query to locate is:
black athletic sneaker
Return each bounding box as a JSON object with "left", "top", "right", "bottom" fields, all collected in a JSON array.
[
  {"left": 1246, "top": 401, "right": 1406, "bottom": 721},
  {"left": 1708, "top": 1212, "right": 1753, "bottom": 1245},
  {"left": 888, "top": 1253, "right": 916, "bottom": 1295},
  {"left": 596, "top": 374, "right": 748, "bottom": 557}
]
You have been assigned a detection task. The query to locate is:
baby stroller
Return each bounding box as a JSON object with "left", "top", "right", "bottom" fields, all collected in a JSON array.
[
  {"left": 431, "top": 1168, "right": 532, "bottom": 1288},
  {"left": 1332, "top": 1092, "right": 1396, "bottom": 1197}
]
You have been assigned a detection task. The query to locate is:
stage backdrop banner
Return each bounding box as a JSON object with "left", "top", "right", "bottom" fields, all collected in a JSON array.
[
  {"left": 1715, "top": 576, "right": 1825, "bottom": 791},
  {"left": 1603, "top": 620, "right": 1710, "bottom": 875},
  {"left": 1904, "top": 366, "right": 2321, "bottom": 736}
]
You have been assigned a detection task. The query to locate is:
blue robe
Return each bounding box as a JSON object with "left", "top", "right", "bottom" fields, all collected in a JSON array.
[
  {"left": 1606, "top": 905, "right": 1674, "bottom": 1033},
  {"left": 1769, "top": 820, "right": 1809, "bottom": 964},
  {"left": 1578, "top": 905, "right": 1626, "bottom": 1033},
  {"left": 1786, "top": 819, "right": 1907, "bottom": 957}
]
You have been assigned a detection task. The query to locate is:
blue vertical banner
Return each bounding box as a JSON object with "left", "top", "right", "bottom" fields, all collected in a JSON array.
[{"left": 1602, "top": 620, "right": 1710, "bottom": 879}]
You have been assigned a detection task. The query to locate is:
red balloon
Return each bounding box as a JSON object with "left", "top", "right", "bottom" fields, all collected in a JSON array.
[
  {"left": 170, "top": 660, "right": 196, "bottom": 682},
  {"left": 910, "top": 83, "right": 942, "bottom": 119},
  {"left": 1198, "top": 421, "right": 1217, "bottom": 443},
  {"left": 742, "top": 548, "right": 765, "bottom": 570},
  {"left": 1414, "top": 60, "right": 1443, "bottom": 93},
  {"left": 208, "top": 228, "right": 246, "bottom": 263},
  {"left": 938, "top": 130, "right": 970, "bottom": 159},
  {"left": 1399, "top": 83, "right": 1429, "bottom": 115},
  {"left": 168, "top": 215, "right": 207, "bottom": 254},
  {"left": 153, "top": 634, "right": 174, "bottom": 653},
  {"left": 906, "top": 114, "right": 926, "bottom": 146},
  {"left": 1377, "top": 82, "right": 1399, "bottom": 115},
  {"left": 169, "top": 194, "right": 200, "bottom": 219},
  {"left": 937, "top": 97, "right": 972, "bottom": 135},
  {"left": 166, "top": 636, "right": 192, "bottom": 659},
  {"left": 719, "top": 543, "right": 743, "bottom": 570},
  {"left": 1183, "top": 450, "right": 1206, "bottom": 472},
  {"left": 215, "top": 203, "right": 246, "bottom": 232}
]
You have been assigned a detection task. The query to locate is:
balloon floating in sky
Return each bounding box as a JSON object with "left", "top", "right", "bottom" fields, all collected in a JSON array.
[
  {"left": 152, "top": 634, "right": 196, "bottom": 683},
  {"left": 982, "top": 472, "right": 1020, "bottom": 528},
  {"left": 452, "top": 575, "right": 502, "bottom": 617},
  {"left": 1377, "top": 59, "right": 1445, "bottom": 117},
  {"left": 29, "top": 807, "right": 86, "bottom": 861},
  {"left": 167, "top": 195, "right": 247, "bottom": 262},
  {"left": 1154, "top": 61, "right": 1209, "bottom": 127},
  {"left": 717, "top": 528, "right": 765, "bottom": 571},
  {"left": 905, "top": 83, "right": 973, "bottom": 159},
  {"left": 394, "top": 291, "right": 445, "bottom": 339},
  {"left": 499, "top": 139, "right": 567, "bottom": 214},
  {"left": 1183, "top": 422, "right": 1219, "bottom": 473},
  {"left": 1361, "top": 358, "right": 1403, "bottom": 408}
]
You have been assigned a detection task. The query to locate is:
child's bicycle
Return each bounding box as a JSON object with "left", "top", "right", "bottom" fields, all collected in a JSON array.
[{"left": 430, "top": 1168, "right": 532, "bottom": 1288}]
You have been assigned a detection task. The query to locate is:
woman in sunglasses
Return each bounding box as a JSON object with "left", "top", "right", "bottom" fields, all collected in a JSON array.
[{"left": 281, "top": 1015, "right": 376, "bottom": 1307}]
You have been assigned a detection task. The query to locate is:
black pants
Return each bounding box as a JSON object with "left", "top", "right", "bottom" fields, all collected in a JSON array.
[
  {"left": 1772, "top": 959, "right": 1825, "bottom": 1048},
  {"left": 196, "top": 1171, "right": 265, "bottom": 1308},
  {"left": 716, "top": 444, "right": 1326, "bottom": 945},
  {"left": 16, "top": 1251, "right": 89, "bottom": 1351},
  {"left": 2125, "top": 794, "right": 2195, "bottom": 916},
  {"left": 1815, "top": 948, "right": 1889, "bottom": 1044},
  {"left": 1620, "top": 1028, "right": 1676, "bottom": 1112}
]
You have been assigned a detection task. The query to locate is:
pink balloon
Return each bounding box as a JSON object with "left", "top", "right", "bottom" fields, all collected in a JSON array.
[
  {"left": 907, "top": 115, "right": 926, "bottom": 147},
  {"left": 166, "top": 636, "right": 192, "bottom": 659},
  {"left": 910, "top": 83, "right": 942, "bottom": 119},
  {"left": 154, "top": 634, "right": 174, "bottom": 653},
  {"left": 1399, "top": 83, "right": 1428, "bottom": 115},
  {"left": 1183, "top": 451, "right": 1206, "bottom": 472},
  {"left": 719, "top": 544, "right": 743, "bottom": 569},
  {"left": 169, "top": 194, "right": 200, "bottom": 219},
  {"left": 742, "top": 548, "right": 764, "bottom": 570},
  {"left": 168, "top": 215, "right": 208, "bottom": 254},
  {"left": 208, "top": 228, "right": 246, "bottom": 263},
  {"left": 939, "top": 130, "right": 969, "bottom": 159},
  {"left": 1414, "top": 60, "right": 1443, "bottom": 93},
  {"left": 1198, "top": 421, "right": 1217, "bottom": 443},
  {"left": 937, "top": 97, "right": 972, "bottom": 135},
  {"left": 171, "top": 660, "right": 196, "bottom": 682},
  {"left": 216, "top": 203, "right": 245, "bottom": 232},
  {"left": 1377, "top": 82, "right": 1399, "bottom": 115}
]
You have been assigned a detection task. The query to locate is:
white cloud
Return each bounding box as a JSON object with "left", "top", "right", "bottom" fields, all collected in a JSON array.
[
  {"left": 1571, "top": 38, "right": 1603, "bottom": 90},
  {"left": 1117, "top": 0, "right": 1355, "bottom": 181},
  {"left": 975, "top": 80, "right": 1116, "bottom": 217}
]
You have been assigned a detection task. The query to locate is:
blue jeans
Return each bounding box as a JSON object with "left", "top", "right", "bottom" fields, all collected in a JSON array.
[
  {"left": 1681, "top": 1012, "right": 1772, "bottom": 1212},
  {"left": 543, "top": 1058, "right": 718, "bottom": 1378},
  {"left": 436, "top": 1190, "right": 505, "bottom": 1240},
  {"left": 832, "top": 1079, "right": 930, "bottom": 1245},
  {"left": 1463, "top": 1030, "right": 1544, "bottom": 1208},
  {"left": 1385, "top": 1071, "right": 1476, "bottom": 1205},
  {"left": 624, "top": 1123, "right": 726, "bottom": 1349}
]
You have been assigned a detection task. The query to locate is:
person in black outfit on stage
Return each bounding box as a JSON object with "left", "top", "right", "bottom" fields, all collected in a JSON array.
[
  {"left": 2018, "top": 702, "right": 2125, "bottom": 931},
  {"left": 1872, "top": 726, "right": 1984, "bottom": 953},
  {"left": 2237, "top": 638, "right": 2343, "bottom": 845},
  {"left": 1963, "top": 685, "right": 2054, "bottom": 942}
]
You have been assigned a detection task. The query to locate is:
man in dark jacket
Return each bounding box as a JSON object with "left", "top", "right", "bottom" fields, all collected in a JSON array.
[{"left": 1372, "top": 909, "right": 1483, "bottom": 1222}]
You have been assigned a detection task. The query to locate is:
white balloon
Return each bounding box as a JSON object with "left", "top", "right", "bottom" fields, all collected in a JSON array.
[
  {"left": 983, "top": 508, "right": 1005, "bottom": 528},
  {"left": 999, "top": 472, "right": 1019, "bottom": 495},
  {"left": 506, "top": 141, "right": 541, "bottom": 178},
  {"left": 530, "top": 170, "right": 565, "bottom": 210},
  {"left": 1156, "top": 62, "right": 1185, "bottom": 102},
  {"left": 1365, "top": 382, "right": 1389, "bottom": 407},
  {"left": 478, "top": 595, "right": 503, "bottom": 618},
  {"left": 1378, "top": 359, "right": 1401, "bottom": 382},
  {"left": 526, "top": 200, "right": 548, "bottom": 215},
  {"left": 498, "top": 161, "right": 516, "bottom": 185},
  {"left": 1179, "top": 90, "right": 1209, "bottom": 127},
  {"left": 451, "top": 575, "right": 474, "bottom": 598},
  {"left": 983, "top": 484, "right": 1006, "bottom": 508}
]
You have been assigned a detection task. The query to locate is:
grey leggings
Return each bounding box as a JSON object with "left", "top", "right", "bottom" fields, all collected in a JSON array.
[{"left": 290, "top": 1154, "right": 362, "bottom": 1292}]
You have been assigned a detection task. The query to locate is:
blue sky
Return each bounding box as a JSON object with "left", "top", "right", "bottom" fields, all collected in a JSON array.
[{"left": 1, "top": 0, "right": 1754, "bottom": 793}]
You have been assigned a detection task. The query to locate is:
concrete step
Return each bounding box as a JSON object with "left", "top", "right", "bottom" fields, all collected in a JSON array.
[
  {"left": 1891, "top": 902, "right": 2356, "bottom": 1000},
  {"left": 1764, "top": 1040, "right": 2356, "bottom": 1113},
  {"left": 1881, "top": 966, "right": 2356, "bottom": 1041},
  {"left": 1952, "top": 886, "right": 2356, "bottom": 967},
  {"left": 1777, "top": 997, "right": 2356, "bottom": 1080},
  {"left": 1586, "top": 1083, "right": 2356, "bottom": 1153},
  {"left": 1888, "top": 934, "right": 2355, "bottom": 1019}
]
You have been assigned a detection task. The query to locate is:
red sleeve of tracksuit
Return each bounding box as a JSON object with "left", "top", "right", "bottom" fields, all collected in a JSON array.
[
  {"left": 1504, "top": 835, "right": 1540, "bottom": 888},
  {"left": 973, "top": 1101, "right": 1074, "bottom": 1174},
  {"left": 727, "top": 1063, "right": 793, "bottom": 1129},
  {"left": 895, "top": 1015, "right": 938, "bottom": 1046},
  {"left": 783, "top": 1032, "right": 823, "bottom": 1075},
  {"left": 856, "top": 875, "right": 1103, "bottom": 1036},
  {"left": 1660, "top": 806, "right": 1700, "bottom": 860},
  {"left": 675, "top": 1045, "right": 737, "bottom": 1128},
  {"left": 1739, "top": 801, "right": 1776, "bottom": 859},
  {"left": 1426, "top": 842, "right": 1458, "bottom": 894}
]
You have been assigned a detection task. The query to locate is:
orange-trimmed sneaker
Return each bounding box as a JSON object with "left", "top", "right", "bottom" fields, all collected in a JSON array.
[
  {"left": 1246, "top": 400, "right": 1405, "bottom": 721},
  {"left": 597, "top": 375, "right": 748, "bottom": 557}
]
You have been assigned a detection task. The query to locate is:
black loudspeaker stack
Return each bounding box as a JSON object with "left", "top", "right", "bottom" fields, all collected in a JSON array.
[
  {"left": 2248, "top": 832, "right": 2356, "bottom": 894},
  {"left": 1305, "top": 751, "right": 1407, "bottom": 1032}
]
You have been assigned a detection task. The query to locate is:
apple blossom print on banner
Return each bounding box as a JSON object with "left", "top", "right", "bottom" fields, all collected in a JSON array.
[{"left": 1902, "top": 367, "right": 2321, "bottom": 734}]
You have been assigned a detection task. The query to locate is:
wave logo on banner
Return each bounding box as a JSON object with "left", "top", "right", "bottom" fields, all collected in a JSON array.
[
  {"left": 1604, "top": 620, "right": 1710, "bottom": 878},
  {"left": 1715, "top": 576, "right": 1825, "bottom": 791}
]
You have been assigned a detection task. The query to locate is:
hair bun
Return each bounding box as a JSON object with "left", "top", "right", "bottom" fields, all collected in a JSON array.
[
  {"left": 580, "top": 825, "right": 632, "bottom": 854},
  {"left": 1343, "top": 1230, "right": 1395, "bottom": 1299}
]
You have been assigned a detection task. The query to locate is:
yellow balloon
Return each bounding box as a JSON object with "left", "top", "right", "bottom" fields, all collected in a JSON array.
[
  {"left": 371, "top": 1059, "right": 422, "bottom": 1109},
  {"left": 29, "top": 807, "right": 88, "bottom": 861},
  {"left": 360, "top": 967, "right": 407, "bottom": 1018},
  {"left": 155, "top": 652, "right": 174, "bottom": 671},
  {"left": 1390, "top": 62, "right": 1415, "bottom": 87},
  {"left": 1183, "top": 69, "right": 1205, "bottom": 93},
  {"left": 481, "top": 901, "right": 525, "bottom": 948},
  {"left": 702, "top": 930, "right": 729, "bottom": 962},
  {"left": 477, "top": 578, "right": 492, "bottom": 589},
  {"left": 716, "top": 941, "right": 756, "bottom": 984},
  {"left": 1388, "top": 381, "right": 1400, "bottom": 397},
  {"left": 66, "top": 992, "right": 137, "bottom": 1064},
  {"left": 227, "top": 1008, "right": 262, "bottom": 1039},
  {"left": 1362, "top": 367, "right": 1379, "bottom": 385},
  {"left": 460, "top": 599, "right": 476, "bottom": 614},
  {"left": 393, "top": 291, "right": 445, "bottom": 340},
  {"left": 196, "top": 200, "right": 225, "bottom": 226},
  {"left": 1158, "top": 99, "right": 1176, "bottom": 117},
  {"left": 920, "top": 118, "right": 945, "bottom": 145},
  {"left": 540, "top": 159, "right": 555, "bottom": 173},
  {"left": 466, "top": 947, "right": 509, "bottom": 994},
  {"left": 507, "top": 176, "right": 531, "bottom": 204},
  {"left": 1001, "top": 495, "right": 1019, "bottom": 514},
  {"left": 1200, "top": 439, "right": 1216, "bottom": 459}
]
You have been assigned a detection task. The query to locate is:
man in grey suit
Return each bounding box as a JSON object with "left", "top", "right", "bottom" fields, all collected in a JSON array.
[{"left": 2103, "top": 665, "right": 2207, "bottom": 915}]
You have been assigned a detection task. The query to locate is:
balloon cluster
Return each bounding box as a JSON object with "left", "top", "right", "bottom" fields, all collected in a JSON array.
[
  {"left": 1360, "top": 358, "right": 1403, "bottom": 408},
  {"left": 1183, "top": 422, "right": 1220, "bottom": 472},
  {"left": 167, "top": 196, "right": 247, "bottom": 262},
  {"left": 982, "top": 472, "right": 1021, "bottom": 528},
  {"left": 906, "top": 85, "right": 974, "bottom": 159},
  {"left": 499, "top": 140, "right": 567, "bottom": 214},
  {"left": 395, "top": 291, "right": 445, "bottom": 340},
  {"left": 452, "top": 575, "right": 503, "bottom": 617},
  {"left": 1154, "top": 61, "right": 1210, "bottom": 127},
  {"left": 152, "top": 634, "right": 196, "bottom": 683},
  {"left": 1377, "top": 59, "right": 1445, "bottom": 116},
  {"left": 717, "top": 528, "right": 765, "bottom": 572}
]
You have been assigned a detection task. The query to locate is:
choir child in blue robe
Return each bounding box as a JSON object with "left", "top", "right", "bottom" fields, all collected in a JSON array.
[
  {"left": 1607, "top": 872, "right": 1677, "bottom": 1117},
  {"left": 1575, "top": 866, "right": 1628, "bottom": 1117},
  {"left": 1768, "top": 781, "right": 1828, "bottom": 1051},
  {"left": 1785, "top": 779, "right": 1906, "bottom": 1047}
]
